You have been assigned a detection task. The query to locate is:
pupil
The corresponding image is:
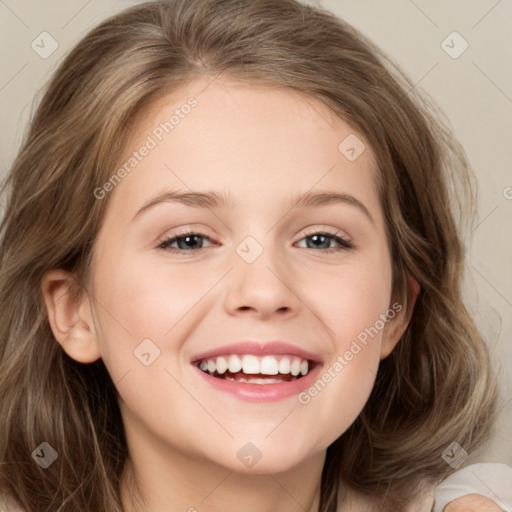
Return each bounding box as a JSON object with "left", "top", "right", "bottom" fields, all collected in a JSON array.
[
  {"left": 179, "top": 235, "right": 202, "bottom": 250},
  {"left": 309, "top": 234, "right": 329, "bottom": 249}
]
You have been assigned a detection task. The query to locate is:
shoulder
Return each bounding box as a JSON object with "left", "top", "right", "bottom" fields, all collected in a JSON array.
[
  {"left": 335, "top": 463, "right": 512, "bottom": 511},
  {"left": 433, "top": 463, "right": 512, "bottom": 512}
]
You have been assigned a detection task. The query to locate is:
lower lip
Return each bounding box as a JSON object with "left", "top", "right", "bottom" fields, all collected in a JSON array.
[{"left": 193, "top": 364, "right": 323, "bottom": 402}]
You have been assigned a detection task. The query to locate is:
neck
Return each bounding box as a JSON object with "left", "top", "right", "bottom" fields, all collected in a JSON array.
[{"left": 119, "top": 431, "right": 325, "bottom": 512}]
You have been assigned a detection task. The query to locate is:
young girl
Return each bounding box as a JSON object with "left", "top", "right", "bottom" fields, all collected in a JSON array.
[{"left": 0, "top": 1, "right": 510, "bottom": 511}]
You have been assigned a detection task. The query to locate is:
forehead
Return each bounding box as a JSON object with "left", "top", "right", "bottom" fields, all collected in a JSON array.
[
  {"left": 128, "top": 76, "right": 373, "bottom": 160},
  {"left": 107, "top": 76, "right": 381, "bottom": 222}
]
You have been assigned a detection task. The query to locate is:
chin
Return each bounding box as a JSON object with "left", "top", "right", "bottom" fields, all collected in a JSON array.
[{"left": 208, "top": 440, "right": 322, "bottom": 476}]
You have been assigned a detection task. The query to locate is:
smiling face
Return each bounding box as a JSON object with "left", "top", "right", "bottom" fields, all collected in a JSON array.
[{"left": 52, "top": 76, "right": 410, "bottom": 478}]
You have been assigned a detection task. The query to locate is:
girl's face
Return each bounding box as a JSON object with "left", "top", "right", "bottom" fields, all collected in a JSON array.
[{"left": 84, "top": 77, "right": 407, "bottom": 474}]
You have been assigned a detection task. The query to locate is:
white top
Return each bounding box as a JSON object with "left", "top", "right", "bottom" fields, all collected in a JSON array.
[
  {"left": 336, "top": 463, "right": 512, "bottom": 511},
  {"left": 432, "top": 462, "right": 512, "bottom": 512}
]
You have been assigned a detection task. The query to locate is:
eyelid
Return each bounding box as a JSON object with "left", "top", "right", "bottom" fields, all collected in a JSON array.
[
  {"left": 157, "top": 229, "right": 219, "bottom": 249},
  {"left": 297, "top": 228, "right": 354, "bottom": 250},
  {"left": 157, "top": 227, "right": 354, "bottom": 254},
  {"left": 299, "top": 227, "right": 349, "bottom": 240}
]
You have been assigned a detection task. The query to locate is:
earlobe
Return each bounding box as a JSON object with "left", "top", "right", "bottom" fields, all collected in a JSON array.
[
  {"left": 380, "top": 272, "right": 421, "bottom": 360},
  {"left": 41, "top": 269, "right": 101, "bottom": 363}
]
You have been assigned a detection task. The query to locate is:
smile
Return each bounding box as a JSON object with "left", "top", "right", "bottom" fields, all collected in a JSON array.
[
  {"left": 196, "top": 354, "right": 312, "bottom": 384},
  {"left": 190, "top": 341, "right": 323, "bottom": 402}
]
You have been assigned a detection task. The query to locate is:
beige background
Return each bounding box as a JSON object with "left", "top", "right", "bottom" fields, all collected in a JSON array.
[{"left": 1, "top": 0, "right": 511, "bottom": 466}]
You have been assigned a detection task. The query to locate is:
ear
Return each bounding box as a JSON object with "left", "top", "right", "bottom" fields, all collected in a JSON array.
[
  {"left": 380, "top": 272, "right": 421, "bottom": 360},
  {"left": 41, "top": 269, "right": 101, "bottom": 363}
]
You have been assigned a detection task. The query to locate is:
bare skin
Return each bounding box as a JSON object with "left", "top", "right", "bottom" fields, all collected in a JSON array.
[
  {"left": 444, "top": 494, "right": 505, "bottom": 511},
  {"left": 41, "top": 76, "right": 499, "bottom": 512}
]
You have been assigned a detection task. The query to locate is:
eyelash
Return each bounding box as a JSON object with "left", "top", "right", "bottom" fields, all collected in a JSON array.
[{"left": 157, "top": 230, "right": 354, "bottom": 255}]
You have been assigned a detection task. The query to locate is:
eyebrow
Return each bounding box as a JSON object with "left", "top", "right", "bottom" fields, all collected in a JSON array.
[{"left": 131, "top": 189, "right": 374, "bottom": 225}]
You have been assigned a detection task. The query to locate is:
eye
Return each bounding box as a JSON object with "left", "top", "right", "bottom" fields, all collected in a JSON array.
[
  {"left": 157, "top": 231, "right": 217, "bottom": 254},
  {"left": 157, "top": 229, "right": 354, "bottom": 255},
  {"left": 295, "top": 230, "right": 354, "bottom": 253}
]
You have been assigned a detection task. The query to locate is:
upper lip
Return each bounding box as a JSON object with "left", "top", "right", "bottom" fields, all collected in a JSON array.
[{"left": 191, "top": 340, "right": 323, "bottom": 364}]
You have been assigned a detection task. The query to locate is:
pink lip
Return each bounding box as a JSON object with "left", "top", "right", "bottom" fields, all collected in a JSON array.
[
  {"left": 192, "top": 363, "right": 323, "bottom": 402},
  {"left": 190, "top": 340, "right": 323, "bottom": 402},
  {"left": 190, "top": 340, "right": 323, "bottom": 364}
]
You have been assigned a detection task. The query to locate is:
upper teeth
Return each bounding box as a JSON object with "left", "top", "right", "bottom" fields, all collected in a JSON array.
[{"left": 198, "top": 354, "right": 309, "bottom": 377}]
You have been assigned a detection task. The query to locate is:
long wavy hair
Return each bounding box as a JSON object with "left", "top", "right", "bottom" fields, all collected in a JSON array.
[{"left": 0, "top": 0, "right": 498, "bottom": 510}]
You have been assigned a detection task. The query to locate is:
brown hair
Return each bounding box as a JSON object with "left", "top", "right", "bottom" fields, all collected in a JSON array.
[{"left": 0, "top": 0, "right": 498, "bottom": 510}]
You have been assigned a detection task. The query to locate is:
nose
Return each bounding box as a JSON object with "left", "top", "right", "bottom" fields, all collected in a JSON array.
[{"left": 223, "top": 240, "right": 301, "bottom": 320}]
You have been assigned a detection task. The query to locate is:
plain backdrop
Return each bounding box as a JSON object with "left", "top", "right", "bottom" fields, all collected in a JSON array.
[{"left": 1, "top": 0, "right": 511, "bottom": 467}]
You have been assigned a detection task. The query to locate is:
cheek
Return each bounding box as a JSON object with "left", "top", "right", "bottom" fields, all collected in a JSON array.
[
  {"left": 294, "top": 256, "right": 392, "bottom": 443},
  {"left": 305, "top": 257, "right": 392, "bottom": 350},
  {"left": 91, "top": 256, "right": 210, "bottom": 357}
]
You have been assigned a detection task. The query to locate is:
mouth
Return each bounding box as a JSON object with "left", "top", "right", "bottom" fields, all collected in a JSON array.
[
  {"left": 190, "top": 340, "right": 323, "bottom": 401},
  {"left": 194, "top": 354, "right": 316, "bottom": 384}
]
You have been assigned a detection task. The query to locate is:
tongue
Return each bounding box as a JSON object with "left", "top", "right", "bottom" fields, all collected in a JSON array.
[{"left": 219, "top": 370, "right": 295, "bottom": 383}]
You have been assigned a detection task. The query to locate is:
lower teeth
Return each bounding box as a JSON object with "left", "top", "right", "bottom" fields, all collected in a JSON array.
[
  {"left": 223, "top": 374, "right": 291, "bottom": 384},
  {"left": 206, "top": 370, "right": 300, "bottom": 384}
]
